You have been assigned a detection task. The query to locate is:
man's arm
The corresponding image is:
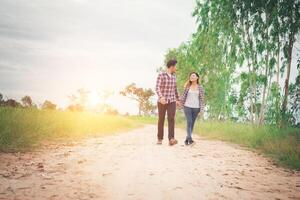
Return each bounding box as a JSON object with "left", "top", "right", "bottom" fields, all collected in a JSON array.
[{"left": 155, "top": 73, "right": 163, "bottom": 99}]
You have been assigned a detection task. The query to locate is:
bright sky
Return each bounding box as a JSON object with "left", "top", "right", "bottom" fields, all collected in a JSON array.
[
  {"left": 1, "top": 1, "right": 298, "bottom": 115},
  {"left": 0, "top": 0, "right": 197, "bottom": 113}
]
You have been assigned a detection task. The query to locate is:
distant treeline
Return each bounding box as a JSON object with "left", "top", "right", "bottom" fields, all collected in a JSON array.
[
  {"left": 0, "top": 91, "right": 119, "bottom": 115},
  {"left": 0, "top": 83, "right": 157, "bottom": 116},
  {"left": 0, "top": 93, "right": 55, "bottom": 110}
]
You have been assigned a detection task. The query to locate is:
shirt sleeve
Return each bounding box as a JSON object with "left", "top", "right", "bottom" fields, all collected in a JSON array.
[
  {"left": 155, "top": 73, "right": 163, "bottom": 98},
  {"left": 175, "top": 83, "right": 179, "bottom": 101},
  {"left": 199, "top": 86, "right": 205, "bottom": 113},
  {"left": 180, "top": 87, "right": 188, "bottom": 104}
]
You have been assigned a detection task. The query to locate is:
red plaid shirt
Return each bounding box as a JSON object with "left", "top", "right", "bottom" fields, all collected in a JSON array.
[{"left": 155, "top": 72, "right": 179, "bottom": 103}]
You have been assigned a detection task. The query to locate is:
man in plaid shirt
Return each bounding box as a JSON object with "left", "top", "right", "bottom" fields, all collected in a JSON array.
[{"left": 155, "top": 59, "right": 180, "bottom": 146}]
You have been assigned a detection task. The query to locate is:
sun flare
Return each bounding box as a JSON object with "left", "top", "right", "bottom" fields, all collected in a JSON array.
[{"left": 87, "top": 91, "right": 100, "bottom": 107}]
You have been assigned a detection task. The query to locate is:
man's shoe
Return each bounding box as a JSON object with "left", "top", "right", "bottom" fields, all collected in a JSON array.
[
  {"left": 169, "top": 138, "right": 178, "bottom": 146},
  {"left": 157, "top": 139, "right": 163, "bottom": 145}
]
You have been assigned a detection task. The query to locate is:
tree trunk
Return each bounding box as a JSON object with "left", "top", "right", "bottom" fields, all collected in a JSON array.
[
  {"left": 247, "top": 61, "right": 254, "bottom": 124},
  {"left": 281, "top": 3, "right": 295, "bottom": 126},
  {"left": 138, "top": 103, "right": 142, "bottom": 116},
  {"left": 245, "top": 15, "right": 254, "bottom": 124},
  {"left": 276, "top": 35, "right": 280, "bottom": 85},
  {"left": 259, "top": 62, "right": 269, "bottom": 125},
  {"left": 259, "top": 14, "right": 270, "bottom": 125},
  {"left": 253, "top": 52, "right": 258, "bottom": 124},
  {"left": 262, "top": 59, "right": 274, "bottom": 124},
  {"left": 281, "top": 34, "right": 294, "bottom": 116}
]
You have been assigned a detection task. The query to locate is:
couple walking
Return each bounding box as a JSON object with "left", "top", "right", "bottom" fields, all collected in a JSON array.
[{"left": 155, "top": 59, "right": 205, "bottom": 146}]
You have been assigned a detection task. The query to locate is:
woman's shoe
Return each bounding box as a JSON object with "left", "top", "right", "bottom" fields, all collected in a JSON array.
[
  {"left": 189, "top": 140, "right": 195, "bottom": 146},
  {"left": 184, "top": 140, "right": 189, "bottom": 146}
]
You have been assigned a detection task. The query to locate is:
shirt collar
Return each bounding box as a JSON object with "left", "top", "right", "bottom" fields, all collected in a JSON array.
[{"left": 164, "top": 71, "right": 175, "bottom": 77}]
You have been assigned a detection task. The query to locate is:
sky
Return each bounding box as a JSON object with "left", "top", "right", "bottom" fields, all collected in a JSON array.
[
  {"left": 0, "top": 0, "right": 197, "bottom": 113},
  {"left": 0, "top": 1, "right": 299, "bottom": 114}
]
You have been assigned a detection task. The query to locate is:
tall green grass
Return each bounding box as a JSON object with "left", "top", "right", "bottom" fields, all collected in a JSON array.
[
  {"left": 0, "top": 107, "right": 141, "bottom": 152},
  {"left": 192, "top": 120, "right": 300, "bottom": 170}
]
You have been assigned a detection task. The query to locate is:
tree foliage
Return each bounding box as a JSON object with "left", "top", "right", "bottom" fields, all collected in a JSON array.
[
  {"left": 42, "top": 100, "right": 57, "bottom": 110},
  {"left": 120, "top": 83, "right": 155, "bottom": 116},
  {"left": 164, "top": 0, "right": 300, "bottom": 126}
]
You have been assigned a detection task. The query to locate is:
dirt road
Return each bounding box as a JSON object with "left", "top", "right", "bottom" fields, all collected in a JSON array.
[{"left": 0, "top": 125, "right": 299, "bottom": 200}]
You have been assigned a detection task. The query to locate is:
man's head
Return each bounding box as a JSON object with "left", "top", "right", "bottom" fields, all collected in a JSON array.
[{"left": 166, "top": 59, "right": 177, "bottom": 74}]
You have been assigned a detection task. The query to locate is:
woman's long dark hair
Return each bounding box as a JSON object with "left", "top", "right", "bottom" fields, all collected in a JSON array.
[{"left": 184, "top": 72, "right": 200, "bottom": 88}]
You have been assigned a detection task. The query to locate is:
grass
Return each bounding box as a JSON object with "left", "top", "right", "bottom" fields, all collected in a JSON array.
[
  {"left": 0, "top": 107, "right": 141, "bottom": 152},
  {"left": 128, "top": 115, "right": 157, "bottom": 124},
  {"left": 1, "top": 107, "right": 299, "bottom": 170},
  {"left": 185, "top": 119, "right": 300, "bottom": 170},
  {"left": 133, "top": 113, "right": 300, "bottom": 170}
]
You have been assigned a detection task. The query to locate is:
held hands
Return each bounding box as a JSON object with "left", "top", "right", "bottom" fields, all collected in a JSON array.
[
  {"left": 176, "top": 100, "right": 182, "bottom": 108},
  {"left": 159, "top": 97, "right": 167, "bottom": 105},
  {"left": 159, "top": 98, "right": 182, "bottom": 107}
]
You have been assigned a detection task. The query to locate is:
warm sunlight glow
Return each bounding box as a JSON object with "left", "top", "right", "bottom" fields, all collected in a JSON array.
[
  {"left": 85, "top": 89, "right": 138, "bottom": 114},
  {"left": 88, "top": 91, "right": 100, "bottom": 107}
]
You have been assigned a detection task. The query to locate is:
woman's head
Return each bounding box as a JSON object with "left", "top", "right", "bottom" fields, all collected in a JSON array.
[{"left": 185, "top": 72, "right": 200, "bottom": 88}]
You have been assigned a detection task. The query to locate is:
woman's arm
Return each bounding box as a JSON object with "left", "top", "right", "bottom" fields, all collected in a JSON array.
[
  {"left": 180, "top": 87, "right": 189, "bottom": 105},
  {"left": 175, "top": 83, "right": 180, "bottom": 101},
  {"left": 199, "top": 86, "right": 205, "bottom": 113}
]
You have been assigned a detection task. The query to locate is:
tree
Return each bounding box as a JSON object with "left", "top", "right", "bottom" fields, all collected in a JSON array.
[
  {"left": 0, "top": 93, "right": 21, "bottom": 107},
  {"left": 21, "top": 95, "right": 33, "bottom": 107},
  {"left": 104, "top": 107, "right": 119, "bottom": 115},
  {"left": 4, "top": 99, "right": 22, "bottom": 107},
  {"left": 67, "top": 88, "right": 90, "bottom": 111},
  {"left": 94, "top": 90, "right": 114, "bottom": 113},
  {"left": 66, "top": 104, "right": 83, "bottom": 112},
  {"left": 288, "top": 58, "right": 300, "bottom": 126},
  {"left": 42, "top": 100, "right": 57, "bottom": 110},
  {"left": 120, "top": 83, "right": 155, "bottom": 116},
  {"left": 166, "top": 0, "right": 300, "bottom": 126},
  {"left": 280, "top": 0, "right": 300, "bottom": 124},
  {"left": 0, "top": 93, "right": 3, "bottom": 106}
]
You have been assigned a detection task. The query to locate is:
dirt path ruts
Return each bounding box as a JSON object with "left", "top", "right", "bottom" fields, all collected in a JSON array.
[{"left": 0, "top": 125, "right": 299, "bottom": 200}]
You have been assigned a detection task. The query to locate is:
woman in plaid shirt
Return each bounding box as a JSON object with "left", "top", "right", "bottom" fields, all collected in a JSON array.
[{"left": 180, "top": 72, "right": 205, "bottom": 146}]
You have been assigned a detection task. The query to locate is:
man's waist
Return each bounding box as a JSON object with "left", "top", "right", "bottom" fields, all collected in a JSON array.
[{"left": 158, "top": 97, "right": 176, "bottom": 103}]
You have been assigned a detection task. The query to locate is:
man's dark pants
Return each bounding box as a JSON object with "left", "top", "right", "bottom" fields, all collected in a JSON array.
[{"left": 157, "top": 101, "right": 176, "bottom": 140}]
